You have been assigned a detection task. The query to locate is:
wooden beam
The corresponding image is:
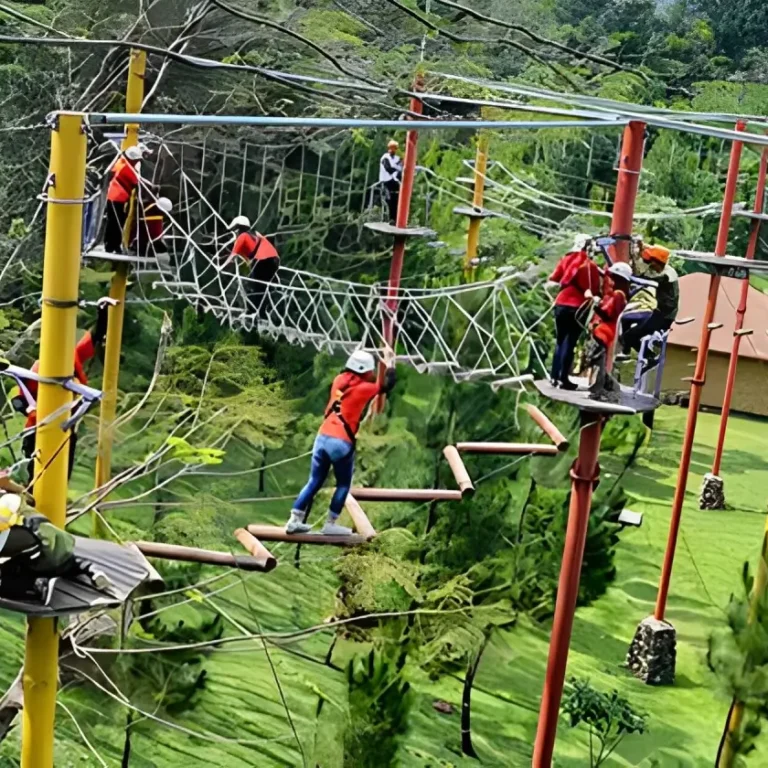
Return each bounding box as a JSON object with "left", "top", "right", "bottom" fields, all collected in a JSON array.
[
  {"left": 234, "top": 528, "right": 278, "bottom": 570},
  {"left": 344, "top": 495, "right": 376, "bottom": 539},
  {"left": 456, "top": 442, "right": 559, "bottom": 456},
  {"left": 525, "top": 404, "right": 570, "bottom": 451},
  {"left": 442, "top": 446, "right": 475, "bottom": 497},
  {"left": 135, "top": 541, "right": 276, "bottom": 572},
  {"left": 350, "top": 488, "right": 463, "bottom": 502},
  {"left": 246, "top": 524, "right": 366, "bottom": 547}
]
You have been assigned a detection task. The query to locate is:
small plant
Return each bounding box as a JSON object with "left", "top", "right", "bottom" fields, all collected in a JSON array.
[{"left": 561, "top": 678, "right": 647, "bottom": 766}]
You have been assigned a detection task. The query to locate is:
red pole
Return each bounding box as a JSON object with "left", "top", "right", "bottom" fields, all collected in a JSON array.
[
  {"left": 376, "top": 74, "right": 424, "bottom": 411},
  {"left": 610, "top": 121, "right": 646, "bottom": 264},
  {"left": 712, "top": 143, "right": 768, "bottom": 476},
  {"left": 654, "top": 120, "right": 746, "bottom": 621},
  {"left": 533, "top": 416, "right": 602, "bottom": 767}
]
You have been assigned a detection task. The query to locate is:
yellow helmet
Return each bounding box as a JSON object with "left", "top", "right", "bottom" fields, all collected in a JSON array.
[{"left": 0, "top": 493, "right": 23, "bottom": 532}]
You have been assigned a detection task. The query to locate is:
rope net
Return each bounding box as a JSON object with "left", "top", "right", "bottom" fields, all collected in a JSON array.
[{"left": 89, "top": 133, "right": 550, "bottom": 386}]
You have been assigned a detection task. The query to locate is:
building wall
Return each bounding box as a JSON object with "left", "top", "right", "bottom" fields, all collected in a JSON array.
[{"left": 661, "top": 347, "right": 768, "bottom": 416}]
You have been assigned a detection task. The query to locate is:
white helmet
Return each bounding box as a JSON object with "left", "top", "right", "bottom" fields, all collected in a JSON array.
[
  {"left": 155, "top": 197, "right": 173, "bottom": 213},
  {"left": 345, "top": 350, "right": 376, "bottom": 374},
  {"left": 124, "top": 145, "right": 143, "bottom": 161},
  {"left": 229, "top": 215, "right": 251, "bottom": 230},
  {"left": 572, "top": 233, "right": 592, "bottom": 251},
  {"left": 609, "top": 262, "right": 632, "bottom": 280}
]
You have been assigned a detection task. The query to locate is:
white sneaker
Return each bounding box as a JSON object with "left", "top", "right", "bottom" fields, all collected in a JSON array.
[
  {"left": 321, "top": 522, "right": 352, "bottom": 536},
  {"left": 285, "top": 512, "right": 312, "bottom": 534}
]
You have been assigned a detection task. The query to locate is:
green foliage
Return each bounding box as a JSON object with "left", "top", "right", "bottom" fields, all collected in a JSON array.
[
  {"left": 344, "top": 648, "right": 413, "bottom": 767},
  {"left": 562, "top": 677, "right": 647, "bottom": 766},
  {"left": 165, "top": 436, "right": 226, "bottom": 465}
]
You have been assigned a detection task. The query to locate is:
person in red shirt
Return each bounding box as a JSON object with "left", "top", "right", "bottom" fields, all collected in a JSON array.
[
  {"left": 11, "top": 300, "right": 110, "bottom": 486},
  {"left": 104, "top": 145, "right": 144, "bottom": 253},
  {"left": 130, "top": 197, "right": 172, "bottom": 257},
  {"left": 286, "top": 350, "right": 396, "bottom": 536},
  {"left": 221, "top": 215, "right": 280, "bottom": 317},
  {"left": 587, "top": 262, "right": 631, "bottom": 395},
  {"left": 548, "top": 235, "right": 602, "bottom": 390}
]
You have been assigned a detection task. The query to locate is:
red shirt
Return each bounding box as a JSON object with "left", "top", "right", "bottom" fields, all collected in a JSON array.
[
  {"left": 232, "top": 232, "right": 279, "bottom": 262},
  {"left": 25, "top": 332, "right": 96, "bottom": 429},
  {"left": 319, "top": 372, "right": 381, "bottom": 443},
  {"left": 550, "top": 250, "right": 601, "bottom": 308},
  {"left": 131, "top": 203, "right": 164, "bottom": 247},
  {"left": 592, "top": 288, "right": 627, "bottom": 347},
  {"left": 107, "top": 158, "right": 139, "bottom": 204}
]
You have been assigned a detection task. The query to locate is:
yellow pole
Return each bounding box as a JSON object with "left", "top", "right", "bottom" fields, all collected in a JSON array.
[
  {"left": 94, "top": 50, "right": 146, "bottom": 509},
  {"left": 464, "top": 133, "right": 489, "bottom": 280},
  {"left": 718, "top": 517, "right": 768, "bottom": 766},
  {"left": 22, "top": 112, "right": 87, "bottom": 768}
]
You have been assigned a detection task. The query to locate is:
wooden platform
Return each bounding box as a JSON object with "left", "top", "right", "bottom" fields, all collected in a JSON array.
[
  {"left": 83, "top": 247, "right": 165, "bottom": 268},
  {"left": 452, "top": 206, "right": 505, "bottom": 220},
  {"left": 363, "top": 222, "right": 437, "bottom": 238},
  {"left": 534, "top": 379, "right": 659, "bottom": 415},
  {"left": 674, "top": 251, "right": 768, "bottom": 279},
  {"left": 246, "top": 524, "right": 368, "bottom": 547}
]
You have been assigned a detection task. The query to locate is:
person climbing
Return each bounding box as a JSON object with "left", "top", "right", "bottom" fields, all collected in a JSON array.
[
  {"left": 285, "top": 350, "right": 396, "bottom": 536},
  {"left": 547, "top": 234, "right": 602, "bottom": 390},
  {"left": 104, "top": 145, "right": 145, "bottom": 253},
  {"left": 587, "top": 261, "right": 632, "bottom": 396},
  {"left": 622, "top": 245, "right": 679, "bottom": 360},
  {"left": 11, "top": 298, "right": 112, "bottom": 486},
  {"left": 130, "top": 196, "right": 173, "bottom": 257},
  {"left": 379, "top": 139, "right": 403, "bottom": 223},
  {"left": 0, "top": 493, "right": 110, "bottom": 603},
  {"left": 221, "top": 216, "right": 280, "bottom": 316}
]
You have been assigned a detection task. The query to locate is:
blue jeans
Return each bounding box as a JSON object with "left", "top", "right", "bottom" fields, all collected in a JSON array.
[
  {"left": 293, "top": 434, "right": 355, "bottom": 519},
  {"left": 551, "top": 305, "right": 584, "bottom": 384}
]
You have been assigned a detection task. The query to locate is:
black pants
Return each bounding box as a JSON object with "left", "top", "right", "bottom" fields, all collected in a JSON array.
[
  {"left": 384, "top": 180, "right": 400, "bottom": 223},
  {"left": 104, "top": 202, "right": 128, "bottom": 253},
  {"left": 622, "top": 311, "right": 672, "bottom": 353},
  {"left": 551, "top": 305, "right": 584, "bottom": 385},
  {"left": 22, "top": 430, "right": 77, "bottom": 488},
  {"left": 247, "top": 257, "right": 280, "bottom": 316}
]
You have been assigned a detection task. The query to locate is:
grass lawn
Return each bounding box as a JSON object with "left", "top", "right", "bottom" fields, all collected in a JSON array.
[{"left": 402, "top": 406, "right": 768, "bottom": 767}]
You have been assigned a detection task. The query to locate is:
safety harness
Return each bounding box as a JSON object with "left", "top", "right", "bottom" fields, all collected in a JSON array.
[{"left": 323, "top": 382, "right": 357, "bottom": 445}]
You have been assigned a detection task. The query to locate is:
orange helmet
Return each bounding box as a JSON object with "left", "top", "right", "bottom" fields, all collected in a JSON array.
[{"left": 641, "top": 245, "right": 670, "bottom": 266}]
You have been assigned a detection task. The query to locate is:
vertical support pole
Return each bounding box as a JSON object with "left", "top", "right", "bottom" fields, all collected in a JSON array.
[
  {"left": 712, "top": 143, "right": 768, "bottom": 478},
  {"left": 94, "top": 49, "right": 146, "bottom": 507},
  {"left": 464, "top": 132, "right": 489, "bottom": 280},
  {"left": 22, "top": 112, "right": 87, "bottom": 768},
  {"left": 533, "top": 414, "right": 602, "bottom": 767},
  {"left": 609, "top": 121, "right": 646, "bottom": 264},
  {"left": 654, "top": 121, "right": 746, "bottom": 622},
  {"left": 376, "top": 73, "right": 424, "bottom": 413},
  {"left": 718, "top": 510, "right": 768, "bottom": 767}
]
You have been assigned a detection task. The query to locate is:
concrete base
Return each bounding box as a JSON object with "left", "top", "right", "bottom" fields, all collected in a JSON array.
[
  {"left": 700, "top": 472, "right": 726, "bottom": 510},
  {"left": 626, "top": 616, "right": 676, "bottom": 685}
]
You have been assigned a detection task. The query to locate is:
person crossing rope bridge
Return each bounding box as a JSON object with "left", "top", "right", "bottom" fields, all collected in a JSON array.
[
  {"left": 286, "top": 349, "right": 396, "bottom": 536},
  {"left": 11, "top": 298, "right": 113, "bottom": 486},
  {"left": 220, "top": 215, "right": 280, "bottom": 316}
]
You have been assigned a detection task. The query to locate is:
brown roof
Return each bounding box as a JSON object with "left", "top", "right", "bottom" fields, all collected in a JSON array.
[{"left": 667, "top": 273, "right": 768, "bottom": 362}]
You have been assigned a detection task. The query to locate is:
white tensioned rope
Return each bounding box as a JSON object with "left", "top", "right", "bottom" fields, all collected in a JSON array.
[{"left": 121, "top": 142, "right": 548, "bottom": 386}]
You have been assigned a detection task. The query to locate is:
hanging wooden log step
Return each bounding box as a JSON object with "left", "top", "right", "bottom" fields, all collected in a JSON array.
[
  {"left": 136, "top": 541, "right": 277, "bottom": 573},
  {"left": 456, "top": 442, "right": 559, "bottom": 456},
  {"left": 345, "top": 494, "right": 377, "bottom": 538},
  {"left": 234, "top": 529, "right": 278, "bottom": 570},
  {"left": 246, "top": 524, "right": 368, "bottom": 547},
  {"left": 442, "top": 446, "right": 475, "bottom": 497},
  {"left": 349, "top": 488, "right": 463, "bottom": 502},
  {"left": 525, "top": 404, "right": 570, "bottom": 451}
]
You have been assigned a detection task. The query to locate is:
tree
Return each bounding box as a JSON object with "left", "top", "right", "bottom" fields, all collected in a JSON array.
[{"left": 561, "top": 678, "right": 648, "bottom": 767}]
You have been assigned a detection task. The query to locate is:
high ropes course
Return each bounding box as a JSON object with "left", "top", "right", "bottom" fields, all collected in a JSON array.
[{"left": 6, "top": 50, "right": 768, "bottom": 768}]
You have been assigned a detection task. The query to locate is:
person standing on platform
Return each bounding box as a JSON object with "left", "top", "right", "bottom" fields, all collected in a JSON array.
[
  {"left": 379, "top": 140, "right": 403, "bottom": 224},
  {"left": 622, "top": 244, "right": 678, "bottom": 359},
  {"left": 221, "top": 216, "right": 280, "bottom": 316},
  {"left": 285, "top": 350, "right": 396, "bottom": 537},
  {"left": 587, "top": 262, "right": 632, "bottom": 396},
  {"left": 547, "top": 235, "right": 602, "bottom": 390},
  {"left": 130, "top": 197, "right": 173, "bottom": 257},
  {"left": 103, "top": 145, "right": 144, "bottom": 254}
]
